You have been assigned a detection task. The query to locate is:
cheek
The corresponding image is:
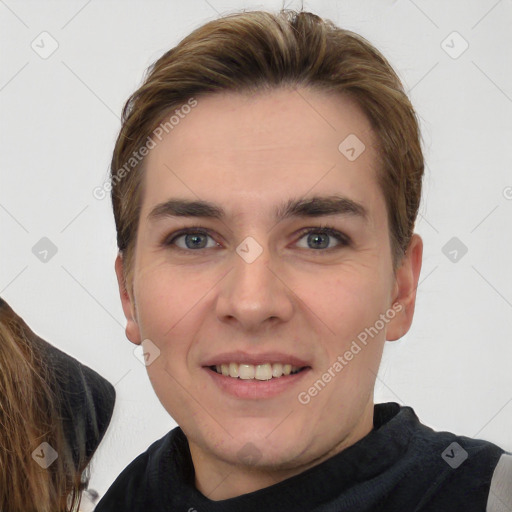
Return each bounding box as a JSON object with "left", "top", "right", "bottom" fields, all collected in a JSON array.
[
  {"left": 134, "top": 262, "right": 218, "bottom": 376},
  {"left": 301, "top": 264, "right": 391, "bottom": 388},
  {"left": 134, "top": 256, "right": 203, "bottom": 338},
  {"left": 134, "top": 267, "right": 206, "bottom": 421},
  {"left": 301, "top": 265, "right": 388, "bottom": 335}
]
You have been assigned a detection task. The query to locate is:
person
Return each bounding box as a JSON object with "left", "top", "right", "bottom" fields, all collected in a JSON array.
[
  {"left": 0, "top": 297, "right": 115, "bottom": 512},
  {"left": 95, "top": 8, "right": 511, "bottom": 511}
]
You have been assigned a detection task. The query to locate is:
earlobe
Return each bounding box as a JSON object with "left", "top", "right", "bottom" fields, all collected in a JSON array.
[
  {"left": 114, "top": 253, "right": 142, "bottom": 345},
  {"left": 385, "top": 234, "right": 423, "bottom": 341}
]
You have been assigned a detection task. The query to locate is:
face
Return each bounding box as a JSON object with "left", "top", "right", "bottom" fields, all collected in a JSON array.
[{"left": 116, "top": 86, "right": 422, "bottom": 489}]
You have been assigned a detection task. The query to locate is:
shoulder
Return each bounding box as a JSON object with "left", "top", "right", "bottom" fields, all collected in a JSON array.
[
  {"left": 95, "top": 428, "right": 179, "bottom": 511},
  {"left": 396, "top": 405, "right": 509, "bottom": 511}
]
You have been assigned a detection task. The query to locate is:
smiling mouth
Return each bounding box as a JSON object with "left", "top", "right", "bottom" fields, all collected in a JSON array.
[{"left": 209, "top": 362, "right": 309, "bottom": 380}]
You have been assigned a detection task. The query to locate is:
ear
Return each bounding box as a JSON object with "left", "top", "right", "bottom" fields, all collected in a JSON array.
[
  {"left": 386, "top": 233, "right": 423, "bottom": 341},
  {"left": 114, "top": 253, "right": 142, "bottom": 345}
]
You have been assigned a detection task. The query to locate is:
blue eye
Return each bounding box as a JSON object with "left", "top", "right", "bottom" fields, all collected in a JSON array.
[
  {"left": 296, "top": 227, "right": 350, "bottom": 250},
  {"left": 165, "top": 229, "right": 218, "bottom": 250}
]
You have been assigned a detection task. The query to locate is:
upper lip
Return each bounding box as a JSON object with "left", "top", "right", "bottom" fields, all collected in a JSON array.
[{"left": 202, "top": 351, "right": 311, "bottom": 368}]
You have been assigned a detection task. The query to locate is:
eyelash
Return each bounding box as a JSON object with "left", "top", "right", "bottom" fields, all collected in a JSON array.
[{"left": 161, "top": 224, "right": 351, "bottom": 254}]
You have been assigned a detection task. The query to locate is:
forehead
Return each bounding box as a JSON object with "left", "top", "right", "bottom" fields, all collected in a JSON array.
[{"left": 141, "top": 87, "right": 383, "bottom": 221}]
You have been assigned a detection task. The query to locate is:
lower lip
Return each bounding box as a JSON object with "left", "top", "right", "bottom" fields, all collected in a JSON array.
[{"left": 204, "top": 367, "right": 311, "bottom": 399}]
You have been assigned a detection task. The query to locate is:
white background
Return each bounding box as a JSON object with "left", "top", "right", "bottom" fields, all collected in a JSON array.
[{"left": 1, "top": 0, "right": 511, "bottom": 499}]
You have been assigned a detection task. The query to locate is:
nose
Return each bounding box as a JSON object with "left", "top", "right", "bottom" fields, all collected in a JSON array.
[{"left": 215, "top": 238, "right": 294, "bottom": 333}]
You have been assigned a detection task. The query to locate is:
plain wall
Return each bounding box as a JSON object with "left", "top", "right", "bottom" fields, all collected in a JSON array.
[{"left": 1, "top": 0, "right": 511, "bottom": 498}]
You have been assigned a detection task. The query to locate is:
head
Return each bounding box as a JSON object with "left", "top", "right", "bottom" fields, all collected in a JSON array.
[
  {"left": 112, "top": 9, "right": 423, "bottom": 496},
  {"left": 0, "top": 299, "right": 86, "bottom": 512}
]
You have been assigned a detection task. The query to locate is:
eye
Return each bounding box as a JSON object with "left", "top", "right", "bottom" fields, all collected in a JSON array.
[
  {"left": 163, "top": 228, "right": 219, "bottom": 251},
  {"left": 295, "top": 226, "right": 350, "bottom": 251}
]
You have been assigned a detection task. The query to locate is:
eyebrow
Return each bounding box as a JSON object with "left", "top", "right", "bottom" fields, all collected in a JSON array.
[{"left": 148, "top": 195, "right": 368, "bottom": 224}]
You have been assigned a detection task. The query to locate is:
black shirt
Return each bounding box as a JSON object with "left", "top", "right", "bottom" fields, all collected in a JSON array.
[{"left": 96, "top": 402, "right": 510, "bottom": 511}]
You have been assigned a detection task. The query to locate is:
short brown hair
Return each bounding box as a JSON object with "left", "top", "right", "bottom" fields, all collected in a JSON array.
[{"left": 110, "top": 9, "right": 424, "bottom": 290}]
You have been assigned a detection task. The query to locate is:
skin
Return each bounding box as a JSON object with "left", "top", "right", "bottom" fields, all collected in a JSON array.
[{"left": 115, "top": 86, "right": 423, "bottom": 500}]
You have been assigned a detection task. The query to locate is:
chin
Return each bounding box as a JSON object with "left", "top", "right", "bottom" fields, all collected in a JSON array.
[{"left": 211, "top": 425, "right": 314, "bottom": 468}]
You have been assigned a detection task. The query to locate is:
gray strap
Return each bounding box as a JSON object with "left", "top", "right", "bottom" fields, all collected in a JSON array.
[{"left": 487, "top": 452, "right": 512, "bottom": 512}]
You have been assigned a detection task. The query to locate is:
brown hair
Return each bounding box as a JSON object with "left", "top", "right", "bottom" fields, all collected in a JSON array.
[
  {"left": 110, "top": 9, "right": 424, "bottom": 291},
  {"left": 0, "top": 308, "right": 86, "bottom": 511}
]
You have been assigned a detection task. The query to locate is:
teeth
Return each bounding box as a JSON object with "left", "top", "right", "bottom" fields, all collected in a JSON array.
[
  {"left": 229, "top": 362, "right": 239, "bottom": 378},
  {"left": 239, "top": 364, "right": 255, "bottom": 379},
  {"left": 212, "top": 362, "right": 303, "bottom": 379},
  {"left": 255, "top": 363, "right": 272, "bottom": 380}
]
